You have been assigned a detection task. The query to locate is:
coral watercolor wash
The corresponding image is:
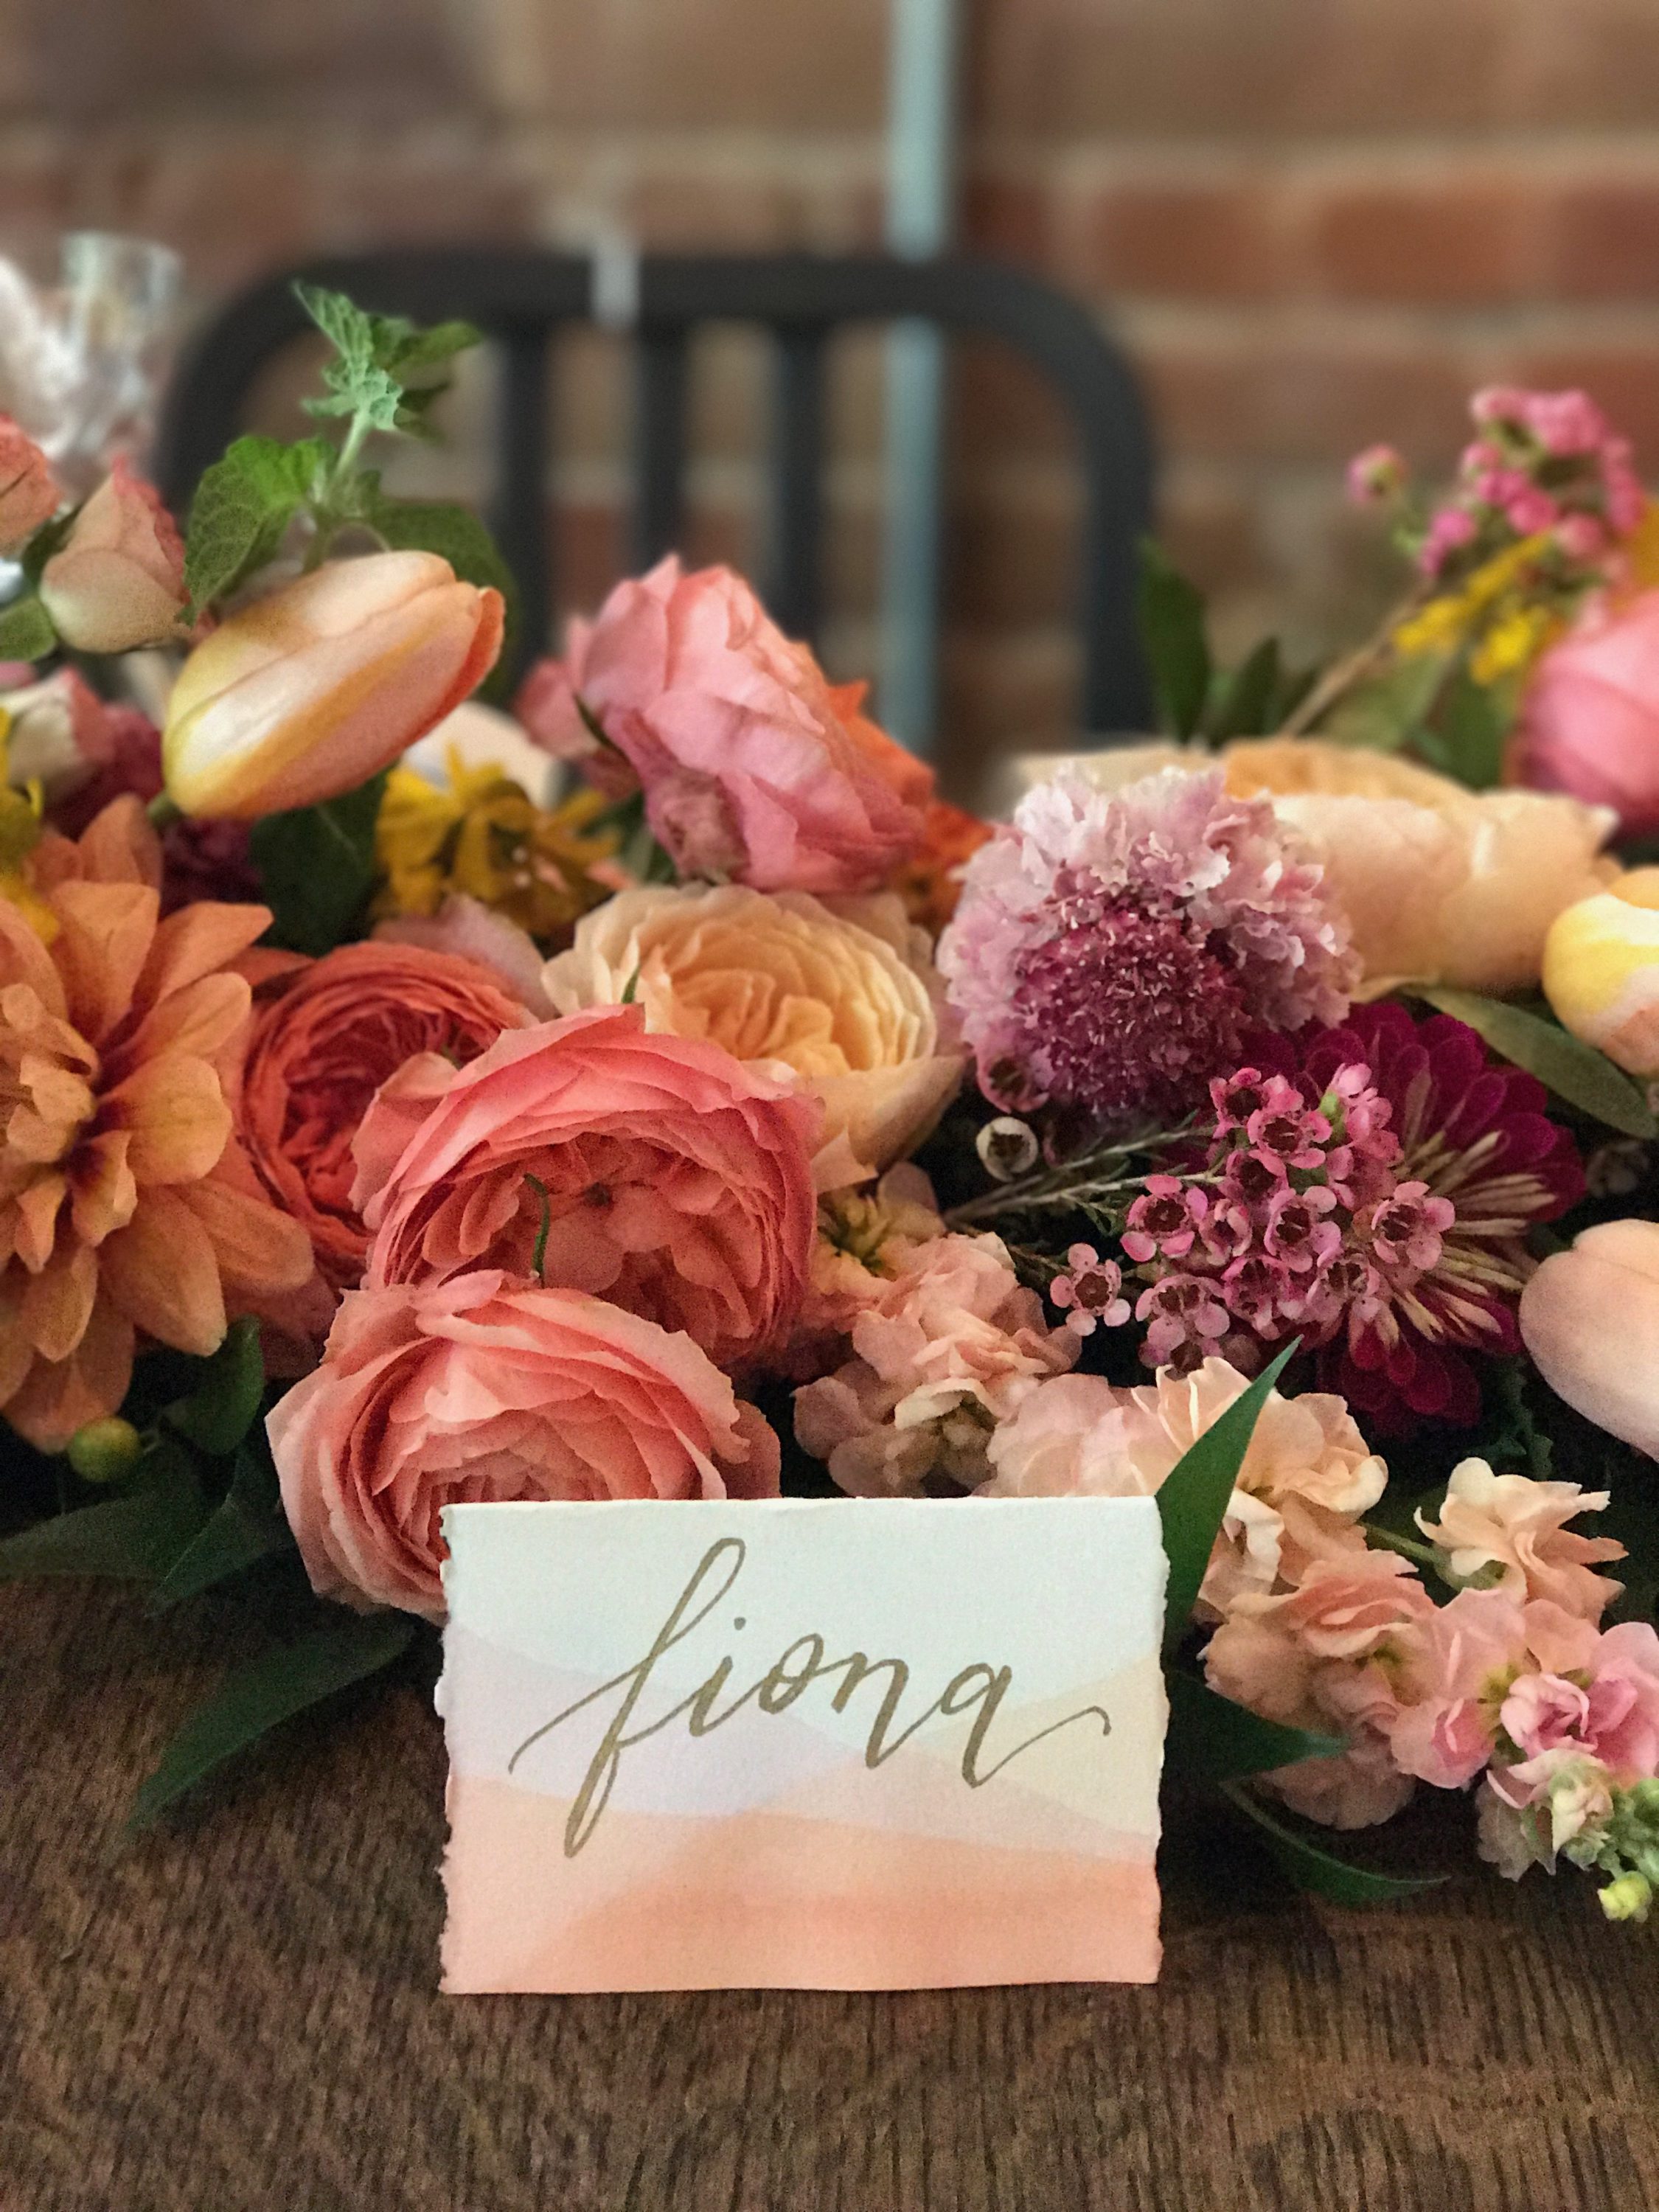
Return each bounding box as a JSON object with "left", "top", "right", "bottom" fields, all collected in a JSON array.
[{"left": 437, "top": 1498, "right": 1167, "bottom": 1992}]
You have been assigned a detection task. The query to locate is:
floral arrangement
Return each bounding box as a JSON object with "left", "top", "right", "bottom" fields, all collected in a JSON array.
[{"left": 7, "top": 299, "right": 1659, "bottom": 1929}]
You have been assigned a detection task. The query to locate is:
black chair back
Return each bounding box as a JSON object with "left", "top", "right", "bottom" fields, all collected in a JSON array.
[{"left": 154, "top": 248, "right": 1154, "bottom": 728}]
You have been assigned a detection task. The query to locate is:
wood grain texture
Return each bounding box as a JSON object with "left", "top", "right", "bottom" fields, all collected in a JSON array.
[{"left": 4, "top": 1579, "right": 1657, "bottom": 2212}]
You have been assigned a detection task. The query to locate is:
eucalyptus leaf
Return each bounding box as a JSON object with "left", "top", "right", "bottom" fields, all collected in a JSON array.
[
  {"left": 129, "top": 1611, "right": 415, "bottom": 1829},
  {"left": 0, "top": 595, "right": 57, "bottom": 662},
  {"left": 1157, "top": 1340, "right": 1298, "bottom": 1653},
  {"left": 248, "top": 772, "right": 387, "bottom": 956},
  {"left": 1136, "top": 539, "right": 1211, "bottom": 741},
  {"left": 147, "top": 1439, "right": 293, "bottom": 1613},
  {"left": 1221, "top": 1779, "right": 1447, "bottom": 1905},
  {"left": 1415, "top": 988, "right": 1658, "bottom": 1139},
  {"left": 164, "top": 1315, "right": 265, "bottom": 1458},
  {"left": 0, "top": 1442, "right": 204, "bottom": 1582},
  {"left": 1165, "top": 1670, "right": 1344, "bottom": 1783}
]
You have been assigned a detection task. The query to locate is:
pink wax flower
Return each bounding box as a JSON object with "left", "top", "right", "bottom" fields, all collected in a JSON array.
[
  {"left": 1048, "top": 1242, "right": 1131, "bottom": 1335},
  {"left": 352, "top": 1004, "right": 819, "bottom": 1374},
  {"left": 938, "top": 768, "right": 1355, "bottom": 1129},
  {"left": 1514, "top": 589, "right": 1659, "bottom": 837},
  {"left": 535, "top": 555, "right": 932, "bottom": 892},
  {"left": 266, "top": 1271, "right": 781, "bottom": 1619},
  {"left": 1419, "top": 505, "right": 1477, "bottom": 578}
]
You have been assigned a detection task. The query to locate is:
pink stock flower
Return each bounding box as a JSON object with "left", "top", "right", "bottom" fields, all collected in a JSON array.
[
  {"left": 793, "top": 1231, "right": 1077, "bottom": 1495},
  {"left": 1419, "top": 505, "right": 1477, "bottom": 577},
  {"left": 352, "top": 1004, "right": 819, "bottom": 1374},
  {"left": 39, "top": 458, "right": 187, "bottom": 652},
  {"left": 1477, "top": 1750, "right": 1615, "bottom": 1879},
  {"left": 541, "top": 556, "right": 931, "bottom": 892},
  {"left": 938, "top": 768, "right": 1355, "bottom": 1130},
  {"left": 266, "top": 1272, "right": 781, "bottom": 1619},
  {"left": 1415, "top": 1457, "right": 1625, "bottom": 1620}
]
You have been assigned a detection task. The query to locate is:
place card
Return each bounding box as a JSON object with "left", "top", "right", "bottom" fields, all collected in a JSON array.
[{"left": 438, "top": 1496, "right": 1168, "bottom": 1992}]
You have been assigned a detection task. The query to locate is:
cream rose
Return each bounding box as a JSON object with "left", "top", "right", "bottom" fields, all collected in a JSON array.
[
  {"left": 1025, "top": 737, "right": 1615, "bottom": 999},
  {"left": 541, "top": 883, "right": 964, "bottom": 1189}
]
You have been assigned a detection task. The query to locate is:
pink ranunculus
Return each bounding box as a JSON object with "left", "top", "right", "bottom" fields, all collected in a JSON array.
[
  {"left": 266, "top": 1271, "right": 781, "bottom": 1618},
  {"left": 513, "top": 651, "right": 639, "bottom": 800},
  {"left": 0, "top": 416, "right": 59, "bottom": 554},
  {"left": 1514, "top": 589, "right": 1659, "bottom": 837},
  {"left": 549, "top": 556, "right": 932, "bottom": 893},
  {"left": 352, "top": 1004, "right": 818, "bottom": 1373},
  {"left": 39, "top": 458, "right": 187, "bottom": 652}
]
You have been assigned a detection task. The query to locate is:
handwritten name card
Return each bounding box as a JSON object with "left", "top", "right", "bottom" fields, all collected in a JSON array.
[{"left": 438, "top": 1497, "right": 1168, "bottom": 1992}]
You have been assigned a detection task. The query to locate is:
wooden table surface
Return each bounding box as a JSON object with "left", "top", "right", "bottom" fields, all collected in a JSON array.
[{"left": 4, "top": 1579, "right": 1656, "bottom": 2212}]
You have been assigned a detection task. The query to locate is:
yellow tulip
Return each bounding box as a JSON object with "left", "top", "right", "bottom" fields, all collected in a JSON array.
[
  {"left": 162, "top": 552, "right": 504, "bottom": 820},
  {"left": 1543, "top": 867, "right": 1659, "bottom": 1077}
]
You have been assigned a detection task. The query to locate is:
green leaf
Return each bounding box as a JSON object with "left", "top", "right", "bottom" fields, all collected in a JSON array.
[
  {"left": 0, "top": 594, "right": 57, "bottom": 662},
  {"left": 1415, "top": 661, "right": 1513, "bottom": 791},
  {"left": 19, "top": 506, "right": 77, "bottom": 589},
  {"left": 1136, "top": 539, "right": 1211, "bottom": 740},
  {"left": 1157, "top": 1339, "right": 1298, "bottom": 1654},
  {"left": 1204, "top": 636, "right": 1283, "bottom": 742},
  {"left": 0, "top": 1441, "right": 204, "bottom": 1582},
  {"left": 1321, "top": 649, "right": 1450, "bottom": 753},
  {"left": 295, "top": 285, "right": 479, "bottom": 442},
  {"left": 368, "top": 496, "right": 518, "bottom": 698},
  {"left": 1415, "top": 987, "right": 1658, "bottom": 1139},
  {"left": 248, "top": 772, "right": 387, "bottom": 956},
  {"left": 163, "top": 1315, "right": 265, "bottom": 1458},
  {"left": 128, "top": 1611, "right": 415, "bottom": 1829},
  {"left": 1221, "top": 1779, "right": 1447, "bottom": 1905},
  {"left": 183, "top": 436, "right": 328, "bottom": 615},
  {"left": 1165, "top": 1670, "right": 1345, "bottom": 1783},
  {"left": 147, "top": 1439, "right": 293, "bottom": 1613}
]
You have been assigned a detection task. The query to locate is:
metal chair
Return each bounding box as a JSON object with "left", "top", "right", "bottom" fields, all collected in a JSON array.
[{"left": 154, "top": 248, "right": 1155, "bottom": 728}]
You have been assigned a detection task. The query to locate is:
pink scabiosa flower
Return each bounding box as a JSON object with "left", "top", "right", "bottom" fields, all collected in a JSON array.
[
  {"left": 1048, "top": 1243, "right": 1130, "bottom": 1336},
  {"left": 937, "top": 768, "right": 1356, "bottom": 1132}
]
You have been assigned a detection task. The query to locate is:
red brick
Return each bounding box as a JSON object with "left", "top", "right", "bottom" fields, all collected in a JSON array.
[
  {"left": 945, "top": 482, "right": 1081, "bottom": 626},
  {"left": 962, "top": 173, "right": 1054, "bottom": 268},
  {"left": 1069, "top": 180, "right": 1284, "bottom": 302},
  {"left": 950, "top": 341, "right": 1079, "bottom": 463},
  {"left": 1548, "top": 181, "right": 1659, "bottom": 302},
  {"left": 1305, "top": 178, "right": 1537, "bottom": 305}
]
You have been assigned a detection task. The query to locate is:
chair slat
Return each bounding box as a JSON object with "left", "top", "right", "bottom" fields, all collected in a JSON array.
[
  {"left": 488, "top": 327, "right": 552, "bottom": 680},
  {"left": 766, "top": 326, "right": 826, "bottom": 644},
  {"left": 630, "top": 327, "right": 689, "bottom": 570}
]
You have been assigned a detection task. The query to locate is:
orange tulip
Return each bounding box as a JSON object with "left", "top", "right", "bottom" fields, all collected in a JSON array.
[
  {"left": 161, "top": 552, "right": 504, "bottom": 820},
  {"left": 1519, "top": 1220, "right": 1659, "bottom": 1458}
]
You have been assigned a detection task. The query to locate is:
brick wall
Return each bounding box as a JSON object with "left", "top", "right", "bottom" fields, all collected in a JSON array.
[{"left": 10, "top": 0, "right": 1659, "bottom": 787}]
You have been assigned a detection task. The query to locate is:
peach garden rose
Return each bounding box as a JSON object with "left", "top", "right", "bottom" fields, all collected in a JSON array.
[
  {"left": 39, "top": 459, "right": 189, "bottom": 653},
  {"left": 267, "top": 1271, "right": 781, "bottom": 1618},
  {"left": 541, "top": 882, "right": 965, "bottom": 1191},
  {"left": 352, "top": 1003, "right": 818, "bottom": 1372}
]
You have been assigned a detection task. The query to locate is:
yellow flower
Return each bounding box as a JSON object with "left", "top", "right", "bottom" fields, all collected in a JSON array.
[
  {"left": 1543, "top": 867, "right": 1659, "bottom": 1077},
  {"left": 0, "top": 713, "right": 57, "bottom": 941},
  {"left": 1470, "top": 602, "right": 1561, "bottom": 685},
  {"left": 1392, "top": 535, "right": 1554, "bottom": 662},
  {"left": 375, "top": 748, "right": 617, "bottom": 941}
]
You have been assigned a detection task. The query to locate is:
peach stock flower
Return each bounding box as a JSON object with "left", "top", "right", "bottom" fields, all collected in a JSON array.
[
  {"left": 792, "top": 1231, "right": 1077, "bottom": 1496},
  {"left": 267, "top": 1271, "right": 781, "bottom": 1618},
  {"left": 544, "top": 556, "right": 931, "bottom": 892},
  {"left": 240, "top": 941, "right": 530, "bottom": 1290},
  {"left": 1520, "top": 1217, "right": 1659, "bottom": 1458},
  {"left": 0, "top": 417, "right": 59, "bottom": 555},
  {"left": 352, "top": 1004, "right": 818, "bottom": 1371},
  {"left": 984, "top": 1357, "right": 1387, "bottom": 1620},
  {"left": 39, "top": 459, "right": 187, "bottom": 653},
  {"left": 542, "top": 883, "right": 964, "bottom": 1190},
  {"left": 162, "top": 552, "right": 504, "bottom": 819},
  {"left": 0, "top": 798, "right": 313, "bottom": 1447},
  {"left": 1415, "top": 1456, "right": 1624, "bottom": 1619}
]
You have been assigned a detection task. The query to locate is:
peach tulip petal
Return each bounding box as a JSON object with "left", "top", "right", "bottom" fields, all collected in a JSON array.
[{"left": 1520, "top": 1218, "right": 1659, "bottom": 1458}]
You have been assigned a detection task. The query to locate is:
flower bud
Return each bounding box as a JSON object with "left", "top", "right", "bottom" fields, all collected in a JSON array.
[
  {"left": 0, "top": 416, "right": 59, "bottom": 554},
  {"left": 1543, "top": 868, "right": 1659, "bottom": 1077},
  {"left": 66, "top": 1414, "right": 144, "bottom": 1484},
  {"left": 162, "top": 551, "right": 504, "bottom": 820},
  {"left": 977, "top": 1116, "right": 1040, "bottom": 1181},
  {"left": 39, "top": 459, "right": 187, "bottom": 652},
  {"left": 1599, "top": 1871, "right": 1652, "bottom": 1924},
  {"left": 1520, "top": 1217, "right": 1659, "bottom": 1456}
]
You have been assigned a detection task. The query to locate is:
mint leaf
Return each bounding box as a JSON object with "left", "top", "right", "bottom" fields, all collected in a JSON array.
[
  {"left": 163, "top": 1315, "right": 265, "bottom": 1458},
  {"left": 1414, "top": 987, "right": 1658, "bottom": 1139},
  {"left": 1156, "top": 1339, "right": 1299, "bottom": 1653},
  {"left": 1136, "top": 539, "right": 1211, "bottom": 741},
  {"left": 296, "top": 284, "right": 479, "bottom": 442},
  {"left": 128, "top": 1611, "right": 415, "bottom": 1829},
  {"left": 248, "top": 772, "right": 387, "bottom": 956},
  {"left": 147, "top": 1437, "right": 293, "bottom": 1613},
  {"left": 184, "top": 436, "right": 327, "bottom": 614},
  {"left": 0, "top": 595, "right": 58, "bottom": 662}
]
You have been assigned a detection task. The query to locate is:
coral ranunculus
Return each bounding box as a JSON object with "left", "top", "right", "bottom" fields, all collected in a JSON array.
[
  {"left": 352, "top": 1004, "right": 818, "bottom": 1371},
  {"left": 240, "top": 941, "right": 531, "bottom": 1289},
  {"left": 267, "top": 1272, "right": 782, "bottom": 1618},
  {"left": 541, "top": 883, "right": 964, "bottom": 1190},
  {"left": 1514, "top": 588, "right": 1659, "bottom": 836},
  {"left": 0, "top": 799, "right": 315, "bottom": 1447},
  {"left": 161, "top": 552, "right": 504, "bottom": 820},
  {"left": 545, "top": 556, "right": 932, "bottom": 893}
]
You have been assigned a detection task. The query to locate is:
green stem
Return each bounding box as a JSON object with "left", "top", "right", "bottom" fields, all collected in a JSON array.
[
  {"left": 145, "top": 792, "right": 182, "bottom": 831},
  {"left": 1364, "top": 1525, "right": 1441, "bottom": 1571}
]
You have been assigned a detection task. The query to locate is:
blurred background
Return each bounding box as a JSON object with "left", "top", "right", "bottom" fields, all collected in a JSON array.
[{"left": 9, "top": 0, "right": 1659, "bottom": 790}]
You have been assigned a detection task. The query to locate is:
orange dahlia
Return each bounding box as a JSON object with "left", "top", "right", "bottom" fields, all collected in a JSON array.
[{"left": 0, "top": 797, "right": 315, "bottom": 1447}]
